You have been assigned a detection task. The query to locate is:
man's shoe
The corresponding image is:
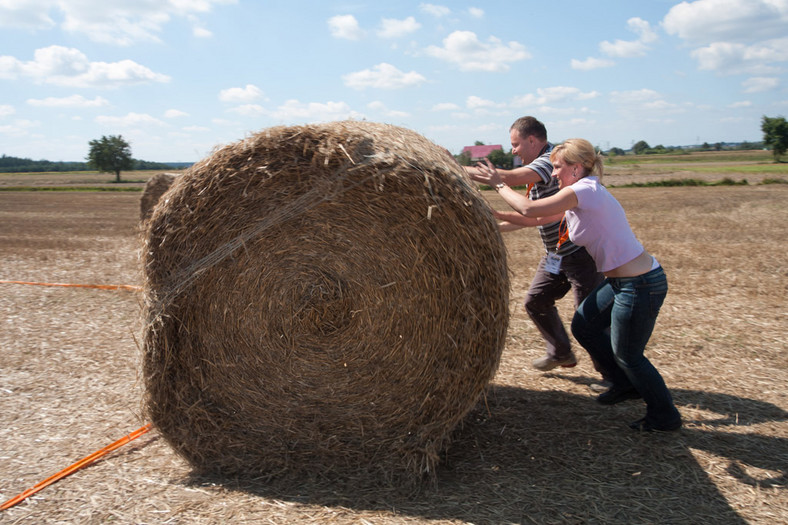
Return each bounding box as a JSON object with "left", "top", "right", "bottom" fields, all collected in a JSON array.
[
  {"left": 629, "top": 416, "right": 682, "bottom": 432},
  {"left": 588, "top": 380, "right": 614, "bottom": 393},
  {"left": 532, "top": 352, "right": 578, "bottom": 372},
  {"left": 596, "top": 385, "right": 641, "bottom": 405}
]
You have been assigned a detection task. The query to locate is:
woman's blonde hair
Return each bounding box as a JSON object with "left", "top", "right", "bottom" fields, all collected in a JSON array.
[{"left": 550, "top": 138, "right": 604, "bottom": 180}]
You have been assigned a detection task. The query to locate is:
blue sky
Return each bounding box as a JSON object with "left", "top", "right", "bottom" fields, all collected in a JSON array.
[{"left": 1, "top": 0, "right": 787, "bottom": 162}]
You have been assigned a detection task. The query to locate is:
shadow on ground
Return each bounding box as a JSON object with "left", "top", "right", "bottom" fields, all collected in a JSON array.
[{"left": 189, "top": 381, "right": 787, "bottom": 524}]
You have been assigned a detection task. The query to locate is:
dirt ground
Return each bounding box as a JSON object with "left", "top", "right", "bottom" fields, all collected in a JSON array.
[{"left": 0, "top": 177, "right": 786, "bottom": 524}]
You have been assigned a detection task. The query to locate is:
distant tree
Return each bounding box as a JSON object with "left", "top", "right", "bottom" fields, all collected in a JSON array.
[
  {"left": 86, "top": 135, "right": 133, "bottom": 182},
  {"left": 474, "top": 140, "right": 485, "bottom": 146},
  {"left": 632, "top": 140, "right": 650, "bottom": 155},
  {"left": 608, "top": 147, "right": 626, "bottom": 156},
  {"left": 487, "top": 148, "right": 514, "bottom": 169},
  {"left": 761, "top": 115, "right": 788, "bottom": 161},
  {"left": 456, "top": 151, "right": 471, "bottom": 166}
]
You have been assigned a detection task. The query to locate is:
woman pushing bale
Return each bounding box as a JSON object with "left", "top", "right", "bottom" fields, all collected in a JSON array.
[{"left": 141, "top": 120, "right": 509, "bottom": 482}]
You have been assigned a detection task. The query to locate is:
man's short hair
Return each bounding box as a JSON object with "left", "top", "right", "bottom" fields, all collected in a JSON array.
[{"left": 510, "top": 116, "right": 547, "bottom": 141}]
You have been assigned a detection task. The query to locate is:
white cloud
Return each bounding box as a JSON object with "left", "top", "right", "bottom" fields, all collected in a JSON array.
[
  {"left": 571, "top": 57, "right": 615, "bottom": 71},
  {"left": 219, "top": 84, "right": 264, "bottom": 103},
  {"left": 599, "top": 17, "right": 657, "bottom": 58},
  {"left": 0, "top": 105, "right": 15, "bottom": 117},
  {"left": 187, "top": 13, "right": 213, "bottom": 38},
  {"left": 0, "top": 46, "right": 89, "bottom": 79},
  {"left": 164, "top": 109, "right": 189, "bottom": 118},
  {"left": 343, "top": 63, "right": 426, "bottom": 90},
  {"left": 742, "top": 76, "right": 779, "bottom": 92},
  {"left": 642, "top": 99, "right": 681, "bottom": 112},
  {"left": 432, "top": 102, "right": 460, "bottom": 111},
  {"left": 548, "top": 86, "right": 599, "bottom": 102},
  {"left": 27, "top": 95, "right": 110, "bottom": 108},
  {"left": 0, "top": 0, "right": 56, "bottom": 29},
  {"left": 0, "top": 119, "right": 39, "bottom": 135},
  {"left": 95, "top": 112, "right": 166, "bottom": 127},
  {"left": 269, "top": 99, "right": 363, "bottom": 121},
  {"left": 328, "top": 14, "right": 365, "bottom": 40},
  {"left": 193, "top": 26, "right": 212, "bottom": 38},
  {"left": 600, "top": 39, "right": 650, "bottom": 58},
  {"left": 512, "top": 87, "right": 600, "bottom": 107},
  {"left": 691, "top": 39, "right": 788, "bottom": 74},
  {"left": 729, "top": 100, "right": 753, "bottom": 108},
  {"left": 0, "top": 46, "right": 170, "bottom": 88},
  {"left": 534, "top": 106, "right": 595, "bottom": 117},
  {"left": 552, "top": 117, "right": 596, "bottom": 129},
  {"left": 628, "top": 17, "right": 658, "bottom": 43},
  {"left": 423, "top": 30, "right": 530, "bottom": 72},
  {"left": 609, "top": 89, "right": 683, "bottom": 114},
  {"left": 663, "top": 0, "right": 788, "bottom": 74},
  {"left": 0, "top": 0, "right": 236, "bottom": 46},
  {"left": 420, "top": 3, "right": 450, "bottom": 17},
  {"left": 367, "top": 101, "right": 410, "bottom": 118},
  {"left": 468, "top": 7, "right": 484, "bottom": 18},
  {"left": 377, "top": 17, "right": 420, "bottom": 39},
  {"left": 466, "top": 96, "right": 503, "bottom": 109},
  {"left": 183, "top": 125, "right": 210, "bottom": 132},
  {"left": 212, "top": 118, "right": 239, "bottom": 126},
  {"left": 662, "top": 0, "right": 788, "bottom": 43},
  {"left": 227, "top": 104, "right": 266, "bottom": 116},
  {"left": 610, "top": 88, "right": 662, "bottom": 104}
]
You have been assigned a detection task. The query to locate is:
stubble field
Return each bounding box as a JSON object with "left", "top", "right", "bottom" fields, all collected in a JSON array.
[{"left": 0, "top": 163, "right": 786, "bottom": 524}]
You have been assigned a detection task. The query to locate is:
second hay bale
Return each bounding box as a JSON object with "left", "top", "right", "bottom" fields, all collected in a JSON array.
[
  {"left": 142, "top": 121, "right": 509, "bottom": 481},
  {"left": 139, "top": 172, "right": 177, "bottom": 222}
]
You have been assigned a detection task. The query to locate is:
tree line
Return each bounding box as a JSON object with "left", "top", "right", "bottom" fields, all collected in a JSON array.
[
  {"left": 7, "top": 115, "right": 788, "bottom": 179},
  {"left": 0, "top": 155, "right": 176, "bottom": 173},
  {"left": 2, "top": 134, "right": 187, "bottom": 180}
]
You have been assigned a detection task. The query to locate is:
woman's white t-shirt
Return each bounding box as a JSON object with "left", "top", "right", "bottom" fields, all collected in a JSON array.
[{"left": 565, "top": 176, "right": 643, "bottom": 273}]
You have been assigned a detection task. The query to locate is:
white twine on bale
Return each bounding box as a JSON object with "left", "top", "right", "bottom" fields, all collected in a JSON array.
[{"left": 145, "top": 150, "right": 477, "bottom": 319}]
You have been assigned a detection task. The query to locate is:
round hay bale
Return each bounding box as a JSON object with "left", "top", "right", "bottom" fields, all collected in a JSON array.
[
  {"left": 141, "top": 121, "right": 509, "bottom": 481},
  {"left": 139, "top": 172, "right": 178, "bottom": 222}
]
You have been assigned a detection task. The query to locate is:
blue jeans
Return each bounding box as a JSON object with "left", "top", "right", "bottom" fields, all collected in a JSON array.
[{"left": 571, "top": 266, "right": 680, "bottom": 425}]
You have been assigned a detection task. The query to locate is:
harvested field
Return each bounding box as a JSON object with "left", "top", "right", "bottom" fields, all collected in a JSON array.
[{"left": 1, "top": 177, "right": 787, "bottom": 523}]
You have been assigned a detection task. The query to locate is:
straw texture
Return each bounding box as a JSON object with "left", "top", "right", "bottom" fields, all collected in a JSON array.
[{"left": 141, "top": 121, "right": 509, "bottom": 482}]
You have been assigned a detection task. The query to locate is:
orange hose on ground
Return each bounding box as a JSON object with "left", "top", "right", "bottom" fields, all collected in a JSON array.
[
  {"left": 0, "top": 280, "right": 141, "bottom": 292},
  {"left": 0, "top": 423, "right": 153, "bottom": 511}
]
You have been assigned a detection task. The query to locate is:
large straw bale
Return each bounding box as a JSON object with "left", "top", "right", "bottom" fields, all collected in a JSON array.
[{"left": 141, "top": 120, "right": 509, "bottom": 482}]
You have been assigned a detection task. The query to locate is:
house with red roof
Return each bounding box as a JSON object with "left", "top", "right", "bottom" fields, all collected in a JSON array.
[
  {"left": 461, "top": 144, "right": 523, "bottom": 167},
  {"left": 461, "top": 144, "right": 503, "bottom": 163}
]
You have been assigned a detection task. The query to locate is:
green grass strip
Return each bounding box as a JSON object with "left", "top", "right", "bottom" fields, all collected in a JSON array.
[
  {"left": 0, "top": 186, "right": 143, "bottom": 192},
  {"left": 608, "top": 178, "right": 750, "bottom": 188},
  {"left": 609, "top": 177, "right": 785, "bottom": 187}
]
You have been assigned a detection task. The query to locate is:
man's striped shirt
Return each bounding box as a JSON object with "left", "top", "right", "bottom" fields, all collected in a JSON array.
[{"left": 527, "top": 143, "right": 581, "bottom": 257}]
